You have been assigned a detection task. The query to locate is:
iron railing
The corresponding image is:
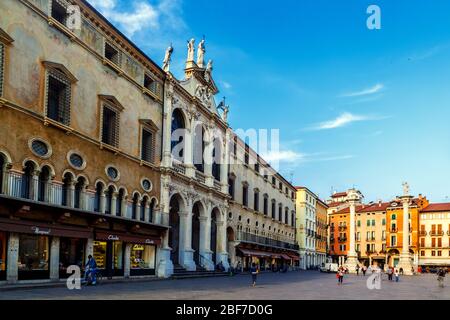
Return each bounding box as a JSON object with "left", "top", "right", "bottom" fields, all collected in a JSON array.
[{"left": 236, "top": 231, "right": 299, "bottom": 251}]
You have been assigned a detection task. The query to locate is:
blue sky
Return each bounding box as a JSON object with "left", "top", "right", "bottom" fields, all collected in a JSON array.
[{"left": 87, "top": 0, "right": 450, "bottom": 203}]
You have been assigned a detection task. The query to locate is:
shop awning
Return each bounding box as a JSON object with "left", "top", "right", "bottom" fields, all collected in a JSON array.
[
  {"left": 280, "top": 254, "right": 292, "bottom": 260},
  {"left": 238, "top": 248, "right": 272, "bottom": 258},
  {"left": 287, "top": 253, "right": 300, "bottom": 261},
  {"left": 0, "top": 218, "right": 93, "bottom": 238},
  {"left": 271, "top": 254, "right": 281, "bottom": 259},
  {"left": 95, "top": 231, "right": 161, "bottom": 245}
]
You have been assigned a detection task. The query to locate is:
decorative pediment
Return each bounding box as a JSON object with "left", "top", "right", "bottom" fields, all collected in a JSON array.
[
  {"left": 42, "top": 61, "right": 78, "bottom": 83},
  {"left": 98, "top": 94, "right": 124, "bottom": 111},
  {"left": 139, "top": 119, "right": 159, "bottom": 132},
  {"left": 0, "top": 28, "right": 14, "bottom": 45}
]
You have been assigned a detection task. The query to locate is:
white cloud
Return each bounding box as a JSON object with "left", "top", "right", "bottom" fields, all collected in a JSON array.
[
  {"left": 87, "top": 0, "right": 184, "bottom": 37},
  {"left": 310, "top": 112, "right": 370, "bottom": 130},
  {"left": 340, "top": 83, "right": 384, "bottom": 97}
]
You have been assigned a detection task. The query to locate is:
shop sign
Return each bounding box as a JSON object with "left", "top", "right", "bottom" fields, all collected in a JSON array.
[
  {"left": 145, "top": 239, "right": 155, "bottom": 245},
  {"left": 107, "top": 234, "right": 120, "bottom": 241},
  {"left": 31, "top": 226, "right": 51, "bottom": 235}
]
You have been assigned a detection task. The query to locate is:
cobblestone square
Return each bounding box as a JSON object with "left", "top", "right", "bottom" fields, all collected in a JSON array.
[{"left": 1, "top": 271, "right": 449, "bottom": 300}]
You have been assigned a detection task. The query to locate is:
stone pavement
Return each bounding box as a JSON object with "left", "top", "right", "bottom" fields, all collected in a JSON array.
[{"left": 1, "top": 271, "right": 449, "bottom": 300}]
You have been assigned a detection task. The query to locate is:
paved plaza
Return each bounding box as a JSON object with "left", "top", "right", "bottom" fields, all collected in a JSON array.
[{"left": 1, "top": 271, "right": 449, "bottom": 300}]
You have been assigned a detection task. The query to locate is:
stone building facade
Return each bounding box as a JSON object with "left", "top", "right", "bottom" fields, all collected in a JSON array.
[
  {"left": 0, "top": 0, "right": 167, "bottom": 284},
  {"left": 295, "top": 187, "right": 317, "bottom": 269}
]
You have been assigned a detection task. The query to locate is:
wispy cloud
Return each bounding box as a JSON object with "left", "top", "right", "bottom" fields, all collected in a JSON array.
[
  {"left": 308, "top": 112, "right": 384, "bottom": 130},
  {"left": 407, "top": 45, "right": 445, "bottom": 62},
  {"left": 260, "top": 150, "right": 305, "bottom": 163},
  {"left": 87, "top": 0, "right": 185, "bottom": 38},
  {"left": 340, "top": 83, "right": 384, "bottom": 98},
  {"left": 220, "top": 81, "right": 232, "bottom": 90}
]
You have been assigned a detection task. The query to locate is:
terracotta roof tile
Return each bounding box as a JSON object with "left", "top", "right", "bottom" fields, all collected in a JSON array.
[{"left": 422, "top": 203, "right": 450, "bottom": 212}]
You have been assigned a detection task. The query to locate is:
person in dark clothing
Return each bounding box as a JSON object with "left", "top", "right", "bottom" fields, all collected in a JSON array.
[
  {"left": 84, "top": 255, "right": 97, "bottom": 285},
  {"left": 250, "top": 263, "right": 258, "bottom": 287}
]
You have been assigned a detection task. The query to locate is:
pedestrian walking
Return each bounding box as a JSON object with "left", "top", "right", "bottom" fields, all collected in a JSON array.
[
  {"left": 394, "top": 268, "right": 400, "bottom": 282},
  {"left": 356, "top": 265, "right": 360, "bottom": 276},
  {"left": 362, "top": 266, "right": 366, "bottom": 276},
  {"left": 387, "top": 266, "right": 393, "bottom": 281},
  {"left": 437, "top": 268, "right": 446, "bottom": 288},
  {"left": 250, "top": 263, "right": 258, "bottom": 287},
  {"left": 337, "top": 267, "right": 344, "bottom": 285}
]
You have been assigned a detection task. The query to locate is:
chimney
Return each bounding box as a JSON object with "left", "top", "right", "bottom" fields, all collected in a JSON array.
[
  {"left": 378, "top": 199, "right": 382, "bottom": 207},
  {"left": 418, "top": 194, "right": 423, "bottom": 200}
]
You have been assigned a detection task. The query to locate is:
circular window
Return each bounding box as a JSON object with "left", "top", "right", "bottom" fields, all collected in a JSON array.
[
  {"left": 141, "top": 179, "right": 152, "bottom": 192},
  {"left": 106, "top": 166, "right": 119, "bottom": 181},
  {"left": 30, "top": 139, "right": 51, "bottom": 158},
  {"left": 69, "top": 153, "right": 84, "bottom": 169}
]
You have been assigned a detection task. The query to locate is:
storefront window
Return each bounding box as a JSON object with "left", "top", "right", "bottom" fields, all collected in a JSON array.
[
  {"left": 93, "top": 241, "right": 107, "bottom": 269},
  {"left": 59, "top": 238, "right": 85, "bottom": 277},
  {"left": 18, "top": 235, "right": 49, "bottom": 279},
  {"left": 130, "top": 244, "right": 155, "bottom": 269},
  {"left": 113, "top": 242, "right": 123, "bottom": 270},
  {"left": 0, "top": 232, "right": 6, "bottom": 279}
]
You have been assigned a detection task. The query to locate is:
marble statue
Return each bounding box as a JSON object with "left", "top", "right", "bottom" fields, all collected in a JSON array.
[
  {"left": 187, "top": 38, "right": 195, "bottom": 62},
  {"left": 197, "top": 39, "right": 205, "bottom": 67},
  {"left": 206, "top": 59, "right": 213, "bottom": 74},
  {"left": 402, "top": 182, "right": 410, "bottom": 196},
  {"left": 162, "top": 45, "right": 173, "bottom": 72}
]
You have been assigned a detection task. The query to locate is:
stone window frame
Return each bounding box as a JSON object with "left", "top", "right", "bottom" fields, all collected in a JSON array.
[
  {"left": 139, "top": 119, "right": 158, "bottom": 165},
  {"left": 140, "top": 177, "right": 153, "bottom": 192},
  {"left": 103, "top": 40, "right": 123, "bottom": 74},
  {"left": 105, "top": 164, "right": 120, "bottom": 182},
  {"left": 42, "top": 61, "right": 77, "bottom": 129},
  {"left": 66, "top": 150, "right": 87, "bottom": 171},
  {"left": 142, "top": 72, "right": 162, "bottom": 99},
  {"left": 28, "top": 137, "right": 53, "bottom": 160},
  {"left": 98, "top": 95, "right": 123, "bottom": 151},
  {"left": 0, "top": 29, "right": 13, "bottom": 98}
]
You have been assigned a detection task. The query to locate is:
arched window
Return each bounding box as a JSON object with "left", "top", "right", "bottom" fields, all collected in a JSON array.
[
  {"left": 193, "top": 125, "right": 205, "bottom": 172},
  {"left": 116, "top": 188, "right": 125, "bottom": 216},
  {"left": 271, "top": 200, "right": 276, "bottom": 219},
  {"left": 74, "top": 177, "right": 86, "bottom": 209},
  {"left": 38, "top": 166, "right": 51, "bottom": 202},
  {"left": 278, "top": 204, "right": 282, "bottom": 222},
  {"left": 228, "top": 175, "right": 235, "bottom": 200},
  {"left": 149, "top": 198, "right": 156, "bottom": 223},
  {"left": 212, "top": 138, "right": 221, "bottom": 181},
  {"left": 285, "top": 208, "right": 289, "bottom": 225},
  {"left": 0, "top": 154, "right": 5, "bottom": 193},
  {"left": 22, "top": 161, "right": 35, "bottom": 199},
  {"left": 94, "top": 182, "right": 104, "bottom": 212},
  {"left": 263, "top": 195, "right": 268, "bottom": 216},
  {"left": 62, "top": 173, "right": 73, "bottom": 206},
  {"left": 131, "top": 193, "right": 139, "bottom": 220},
  {"left": 105, "top": 186, "right": 114, "bottom": 215},
  {"left": 140, "top": 196, "right": 148, "bottom": 221},
  {"left": 171, "top": 108, "right": 185, "bottom": 161}
]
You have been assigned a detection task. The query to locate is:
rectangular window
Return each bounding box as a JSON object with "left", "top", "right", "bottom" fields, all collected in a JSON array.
[
  {"left": 242, "top": 185, "right": 248, "bottom": 207},
  {"left": 382, "top": 218, "right": 386, "bottom": 226},
  {"left": 105, "top": 42, "right": 121, "bottom": 66},
  {"left": 263, "top": 197, "right": 268, "bottom": 215},
  {"left": 438, "top": 238, "right": 442, "bottom": 248},
  {"left": 357, "top": 220, "right": 361, "bottom": 227},
  {"left": 244, "top": 145, "right": 249, "bottom": 165},
  {"left": 144, "top": 74, "right": 157, "bottom": 93},
  {"left": 51, "top": 0, "right": 68, "bottom": 25},
  {"left": 372, "top": 219, "right": 376, "bottom": 226},
  {"left": 420, "top": 250, "right": 425, "bottom": 257},
  {"left": 432, "top": 238, "right": 436, "bottom": 247},
  {"left": 141, "top": 128, "right": 154, "bottom": 163},
  {"left": 391, "top": 235, "right": 396, "bottom": 246},
  {"left": 438, "top": 250, "right": 442, "bottom": 257},
  {"left": 420, "top": 238, "right": 425, "bottom": 247},
  {"left": 18, "top": 235, "right": 49, "bottom": 280},
  {"left": 101, "top": 105, "right": 119, "bottom": 147},
  {"left": 254, "top": 192, "right": 259, "bottom": 212},
  {"left": 432, "top": 251, "right": 436, "bottom": 257},
  {"left": 367, "top": 220, "right": 370, "bottom": 227},
  {"left": 271, "top": 202, "right": 276, "bottom": 219},
  {"left": 46, "top": 74, "right": 71, "bottom": 125},
  {"left": 228, "top": 178, "right": 235, "bottom": 200}
]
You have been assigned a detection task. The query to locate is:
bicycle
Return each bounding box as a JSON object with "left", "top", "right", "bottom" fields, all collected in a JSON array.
[{"left": 83, "top": 268, "right": 103, "bottom": 286}]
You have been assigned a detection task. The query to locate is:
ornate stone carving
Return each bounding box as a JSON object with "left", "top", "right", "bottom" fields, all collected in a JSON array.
[
  {"left": 195, "top": 85, "right": 212, "bottom": 108},
  {"left": 163, "top": 45, "right": 173, "bottom": 72}
]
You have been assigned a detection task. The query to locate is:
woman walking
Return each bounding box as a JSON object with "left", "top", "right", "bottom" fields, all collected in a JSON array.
[
  {"left": 437, "top": 268, "right": 446, "bottom": 288},
  {"left": 337, "top": 267, "right": 344, "bottom": 285},
  {"left": 394, "top": 268, "right": 400, "bottom": 282}
]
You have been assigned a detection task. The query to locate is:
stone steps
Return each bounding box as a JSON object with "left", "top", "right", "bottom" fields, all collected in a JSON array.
[{"left": 171, "top": 271, "right": 230, "bottom": 279}]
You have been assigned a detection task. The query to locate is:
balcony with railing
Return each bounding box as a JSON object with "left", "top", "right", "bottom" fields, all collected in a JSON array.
[
  {"left": 419, "top": 230, "right": 427, "bottom": 236},
  {"left": 338, "top": 226, "right": 347, "bottom": 231},
  {"left": 236, "top": 231, "right": 299, "bottom": 251},
  {"left": 430, "top": 231, "right": 444, "bottom": 236},
  {"left": 338, "top": 236, "right": 347, "bottom": 243},
  {"left": 195, "top": 170, "right": 206, "bottom": 184},
  {"left": 390, "top": 228, "right": 397, "bottom": 233},
  {"left": 172, "top": 159, "right": 186, "bottom": 175}
]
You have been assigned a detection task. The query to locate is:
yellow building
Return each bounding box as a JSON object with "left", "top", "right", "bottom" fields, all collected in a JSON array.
[
  {"left": 386, "top": 195, "right": 429, "bottom": 268},
  {"left": 316, "top": 199, "right": 328, "bottom": 265},
  {"left": 419, "top": 203, "right": 450, "bottom": 269},
  {"left": 355, "top": 202, "right": 389, "bottom": 268}
]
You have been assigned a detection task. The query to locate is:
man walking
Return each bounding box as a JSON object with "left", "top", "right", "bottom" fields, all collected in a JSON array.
[
  {"left": 394, "top": 268, "right": 400, "bottom": 282},
  {"left": 387, "top": 266, "right": 393, "bottom": 281},
  {"left": 437, "top": 268, "right": 446, "bottom": 288}
]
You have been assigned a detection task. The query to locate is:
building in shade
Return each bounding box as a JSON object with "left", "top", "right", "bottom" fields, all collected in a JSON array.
[{"left": 315, "top": 199, "right": 328, "bottom": 266}]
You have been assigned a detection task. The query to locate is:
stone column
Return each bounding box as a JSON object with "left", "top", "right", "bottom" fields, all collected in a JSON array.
[
  {"left": 110, "top": 192, "right": 117, "bottom": 216},
  {"left": 124, "top": 243, "right": 131, "bottom": 278},
  {"left": 398, "top": 194, "right": 414, "bottom": 275},
  {"left": 144, "top": 203, "right": 150, "bottom": 222},
  {"left": 346, "top": 190, "right": 360, "bottom": 273},
  {"left": 184, "top": 111, "right": 195, "bottom": 178},
  {"left": 6, "top": 233, "right": 19, "bottom": 284},
  {"left": 199, "top": 215, "right": 213, "bottom": 270},
  {"left": 204, "top": 134, "right": 214, "bottom": 187},
  {"left": 162, "top": 84, "right": 174, "bottom": 168},
  {"left": 50, "top": 237, "right": 60, "bottom": 281},
  {"left": 31, "top": 170, "right": 40, "bottom": 201},
  {"left": 179, "top": 206, "right": 196, "bottom": 271},
  {"left": 156, "top": 177, "right": 173, "bottom": 278},
  {"left": 100, "top": 190, "right": 106, "bottom": 214},
  {"left": 216, "top": 220, "right": 230, "bottom": 271},
  {"left": 120, "top": 196, "right": 128, "bottom": 218},
  {"left": 220, "top": 131, "right": 230, "bottom": 194},
  {"left": 68, "top": 181, "right": 75, "bottom": 208},
  {"left": 85, "top": 238, "right": 94, "bottom": 263}
]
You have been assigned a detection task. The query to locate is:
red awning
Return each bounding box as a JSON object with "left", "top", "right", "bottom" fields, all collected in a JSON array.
[
  {"left": 287, "top": 253, "right": 300, "bottom": 261},
  {"left": 271, "top": 254, "right": 281, "bottom": 259},
  {"left": 95, "top": 231, "right": 161, "bottom": 245},
  {"left": 238, "top": 248, "right": 272, "bottom": 258},
  {"left": 0, "top": 218, "right": 92, "bottom": 238},
  {"left": 280, "top": 254, "right": 292, "bottom": 260}
]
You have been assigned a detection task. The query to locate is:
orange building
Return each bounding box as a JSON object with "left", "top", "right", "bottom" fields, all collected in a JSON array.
[
  {"left": 316, "top": 199, "right": 328, "bottom": 265},
  {"left": 386, "top": 195, "right": 429, "bottom": 267},
  {"left": 328, "top": 209, "right": 352, "bottom": 264}
]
